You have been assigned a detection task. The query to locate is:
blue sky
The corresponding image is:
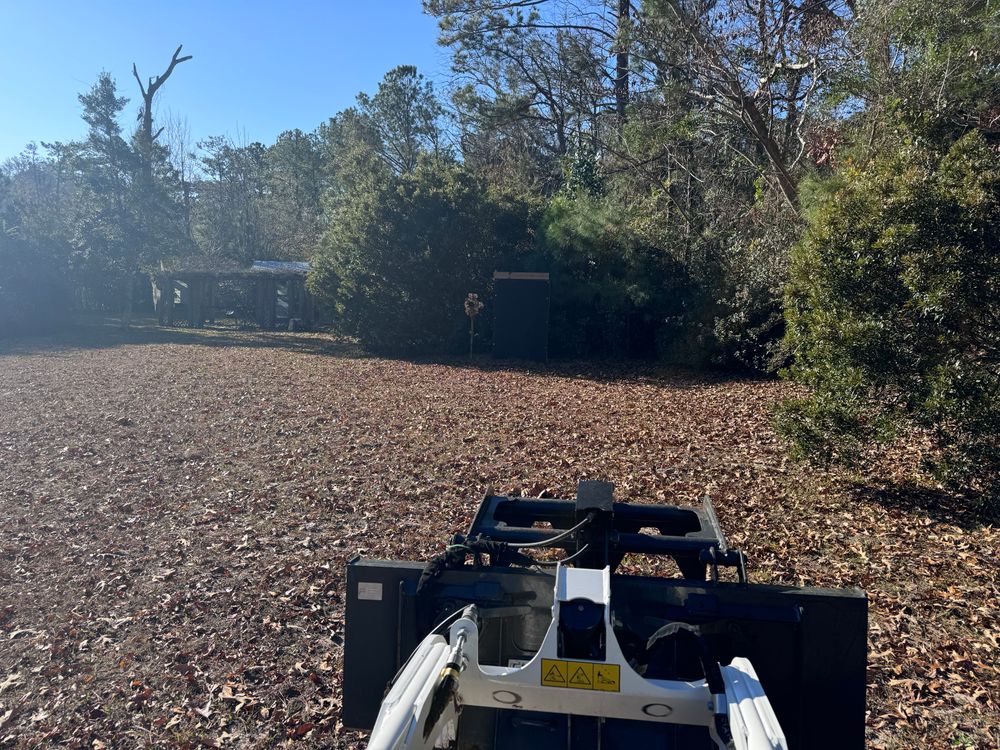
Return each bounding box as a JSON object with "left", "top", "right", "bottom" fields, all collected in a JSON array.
[{"left": 0, "top": 0, "right": 449, "bottom": 160}]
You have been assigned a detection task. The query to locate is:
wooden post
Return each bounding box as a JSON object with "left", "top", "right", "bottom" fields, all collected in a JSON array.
[
  {"left": 290, "top": 279, "right": 301, "bottom": 320},
  {"left": 294, "top": 279, "right": 307, "bottom": 321},
  {"left": 254, "top": 279, "right": 263, "bottom": 328},
  {"left": 304, "top": 285, "right": 314, "bottom": 327},
  {"left": 188, "top": 278, "right": 197, "bottom": 328},
  {"left": 154, "top": 276, "right": 167, "bottom": 325},
  {"left": 254, "top": 278, "right": 271, "bottom": 329},
  {"left": 189, "top": 277, "right": 204, "bottom": 328},
  {"left": 266, "top": 279, "right": 277, "bottom": 330},
  {"left": 206, "top": 280, "right": 216, "bottom": 326},
  {"left": 166, "top": 279, "right": 175, "bottom": 326}
]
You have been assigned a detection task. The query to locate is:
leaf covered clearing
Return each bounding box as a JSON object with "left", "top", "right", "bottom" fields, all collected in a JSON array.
[{"left": 0, "top": 326, "right": 996, "bottom": 749}]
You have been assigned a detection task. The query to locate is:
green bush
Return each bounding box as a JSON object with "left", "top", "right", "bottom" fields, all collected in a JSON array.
[
  {"left": 309, "top": 159, "right": 531, "bottom": 354},
  {"left": 539, "top": 191, "right": 694, "bottom": 359},
  {"left": 709, "top": 207, "right": 799, "bottom": 373},
  {"left": 777, "top": 133, "right": 1000, "bottom": 492}
]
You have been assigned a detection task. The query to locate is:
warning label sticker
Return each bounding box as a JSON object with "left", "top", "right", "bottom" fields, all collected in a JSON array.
[
  {"left": 540, "top": 659, "right": 620, "bottom": 692},
  {"left": 541, "top": 659, "right": 567, "bottom": 687},
  {"left": 594, "top": 664, "right": 621, "bottom": 692}
]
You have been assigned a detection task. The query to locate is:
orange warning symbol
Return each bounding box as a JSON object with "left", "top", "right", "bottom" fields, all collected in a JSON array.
[{"left": 541, "top": 659, "right": 567, "bottom": 687}]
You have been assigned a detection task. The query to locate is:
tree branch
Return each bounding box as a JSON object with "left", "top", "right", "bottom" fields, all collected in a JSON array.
[
  {"left": 146, "top": 44, "right": 194, "bottom": 100},
  {"left": 131, "top": 63, "right": 147, "bottom": 98}
]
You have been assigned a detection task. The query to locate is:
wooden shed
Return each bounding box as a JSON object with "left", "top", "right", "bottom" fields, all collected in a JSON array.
[{"left": 151, "top": 260, "right": 314, "bottom": 330}]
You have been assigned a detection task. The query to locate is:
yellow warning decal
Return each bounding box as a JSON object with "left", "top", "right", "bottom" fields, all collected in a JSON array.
[
  {"left": 540, "top": 659, "right": 620, "bottom": 692},
  {"left": 541, "top": 659, "right": 568, "bottom": 687},
  {"left": 567, "top": 662, "right": 593, "bottom": 688},
  {"left": 593, "top": 664, "right": 620, "bottom": 692}
]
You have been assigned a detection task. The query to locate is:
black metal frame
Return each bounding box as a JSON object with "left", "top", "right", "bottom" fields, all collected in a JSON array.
[
  {"left": 468, "top": 485, "right": 746, "bottom": 582},
  {"left": 342, "top": 483, "right": 868, "bottom": 749}
]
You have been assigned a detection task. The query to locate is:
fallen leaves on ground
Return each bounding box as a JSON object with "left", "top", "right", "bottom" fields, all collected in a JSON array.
[{"left": 0, "top": 324, "right": 996, "bottom": 749}]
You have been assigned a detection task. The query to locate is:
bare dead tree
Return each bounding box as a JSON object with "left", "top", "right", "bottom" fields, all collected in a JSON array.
[
  {"left": 132, "top": 45, "right": 193, "bottom": 185},
  {"left": 121, "top": 45, "right": 192, "bottom": 327}
]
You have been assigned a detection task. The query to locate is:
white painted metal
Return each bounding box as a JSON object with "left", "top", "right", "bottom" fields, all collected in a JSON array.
[
  {"left": 366, "top": 564, "right": 788, "bottom": 750},
  {"left": 367, "top": 635, "right": 455, "bottom": 750},
  {"left": 554, "top": 564, "right": 609, "bottom": 608},
  {"left": 721, "top": 658, "right": 788, "bottom": 750},
  {"left": 452, "top": 564, "right": 718, "bottom": 727}
]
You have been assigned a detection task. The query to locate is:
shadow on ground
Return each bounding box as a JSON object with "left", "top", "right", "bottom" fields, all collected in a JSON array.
[
  {"left": 0, "top": 316, "right": 365, "bottom": 358},
  {"left": 420, "top": 354, "right": 752, "bottom": 388},
  {"left": 1, "top": 315, "right": 769, "bottom": 390},
  {"left": 847, "top": 479, "right": 998, "bottom": 531}
]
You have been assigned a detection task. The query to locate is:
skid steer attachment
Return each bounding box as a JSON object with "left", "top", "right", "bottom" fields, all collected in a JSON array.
[{"left": 343, "top": 481, "right": 867, "bottom": 750}]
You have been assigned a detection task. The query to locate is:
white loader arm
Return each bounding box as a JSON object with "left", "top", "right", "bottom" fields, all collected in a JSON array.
[{"left": 367, "top": 635, "right": 457, "bottom": 750}]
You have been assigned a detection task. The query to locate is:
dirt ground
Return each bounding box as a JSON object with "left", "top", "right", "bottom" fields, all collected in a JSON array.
[{"left": 0, "top": 322, "right": 996, "bottom": 749}]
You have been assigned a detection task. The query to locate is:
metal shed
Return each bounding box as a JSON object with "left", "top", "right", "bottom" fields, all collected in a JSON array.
[{"left": 492, "top": 271, "right": 550, "bottom": 361}]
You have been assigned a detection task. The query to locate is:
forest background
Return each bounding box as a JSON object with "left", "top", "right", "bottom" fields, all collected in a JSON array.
[{"left": 2, "top": 0, "right": 998, "bottom": 494}]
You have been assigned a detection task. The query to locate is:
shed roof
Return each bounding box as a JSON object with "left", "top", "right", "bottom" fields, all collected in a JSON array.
[
  {"left": 153, "top": 259, "right": 311, "bottom": 282},
  {"left": 251, "top": 260, "right": 311, "bottom": 273}
]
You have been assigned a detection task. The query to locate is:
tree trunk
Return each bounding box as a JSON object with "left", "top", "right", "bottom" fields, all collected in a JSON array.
[
  {"left": 740, "top": 94, "right": 798, "bottom": 208},
  {"left": 614, "top": 0, "right": 630, "bottom": 122}
]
